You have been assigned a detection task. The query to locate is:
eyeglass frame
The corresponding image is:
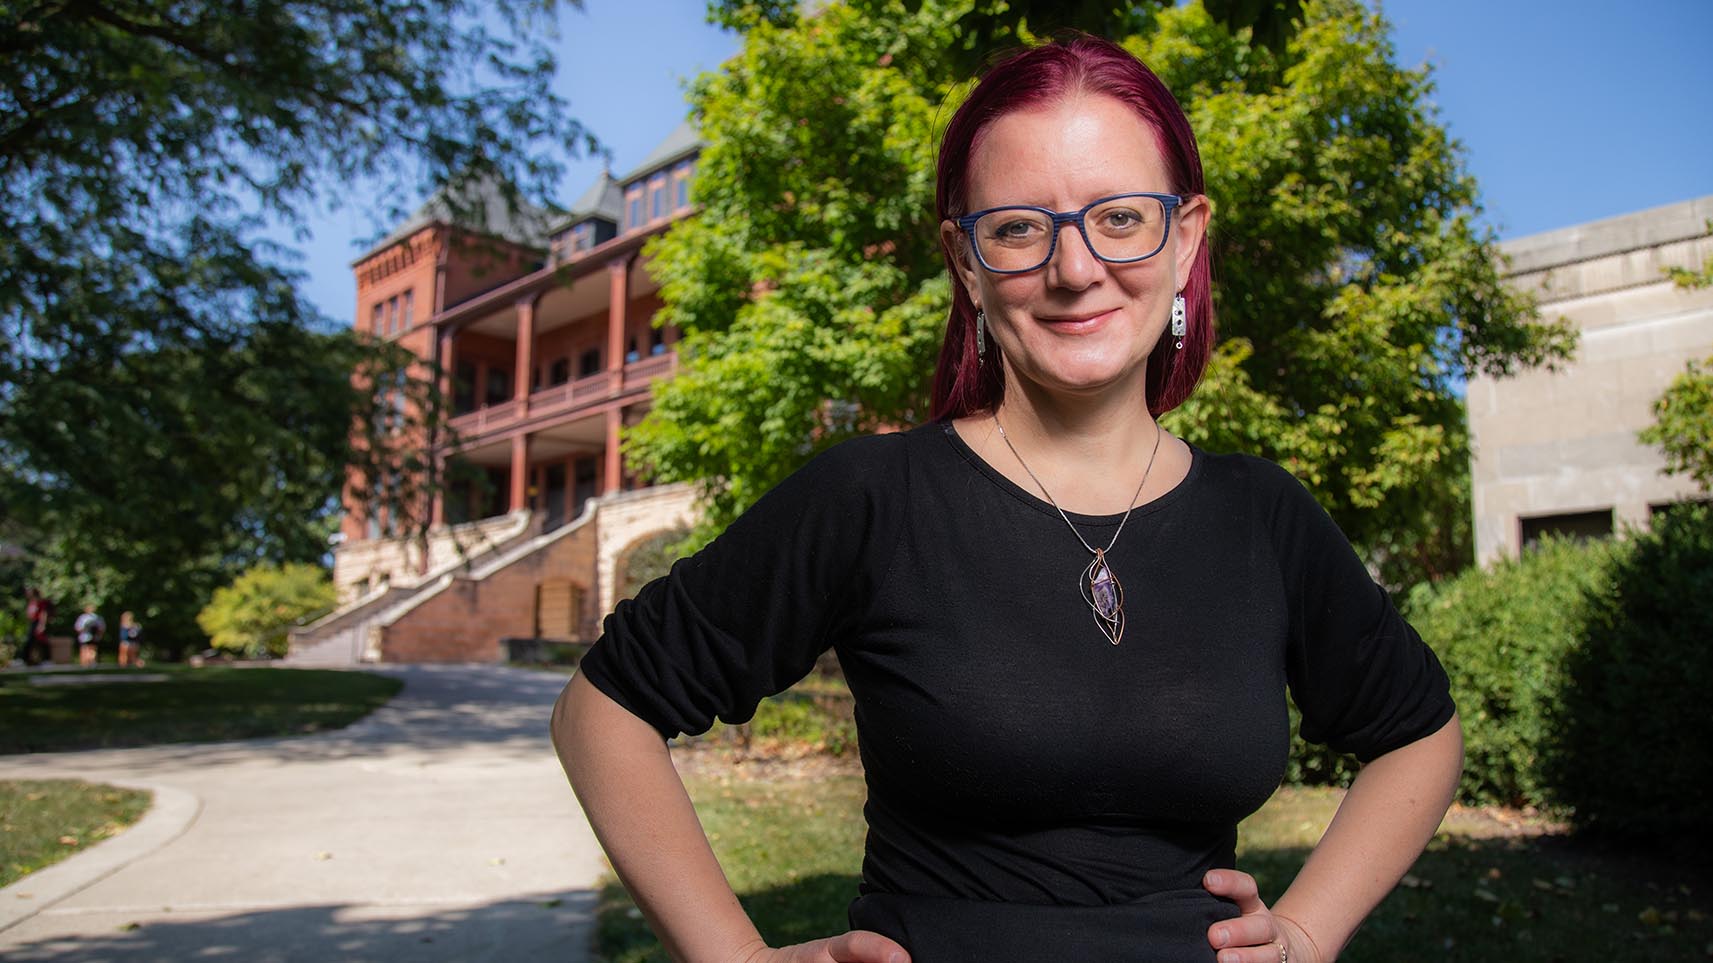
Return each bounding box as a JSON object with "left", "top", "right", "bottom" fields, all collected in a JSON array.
[{"left": 953, "top": 192, "right": 1190, "bottom": 275}]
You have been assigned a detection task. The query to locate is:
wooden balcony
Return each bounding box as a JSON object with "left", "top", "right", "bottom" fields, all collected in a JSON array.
[{"left": 447, "top": 350, "right": 679, "bottom": 445}]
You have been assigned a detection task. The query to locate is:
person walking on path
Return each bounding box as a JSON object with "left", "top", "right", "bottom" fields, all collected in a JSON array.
[
  {"left": 23, "top": 587, "right": 53, "bottom": 665},
  {"left": 117, "top": 611, "right": 143, "bottom": 667},
  {"left": 74, "top": 604, "right": 104, "bottom": 667}
]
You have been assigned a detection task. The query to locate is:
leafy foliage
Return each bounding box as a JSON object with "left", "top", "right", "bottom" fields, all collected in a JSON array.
[
  {"left": 1, "top": 0, "right": 587, "bottom": 651},
  {"left": 629, "top": 0, "right": 1574, "bottom": 588},
  {"left": 195, "top": 562, "right": 337, "bottom": 658},
  {"left": 1548, "top": 503, "right": 1713, "bottom": 844},
  {"left": 1638, "top": 355, "right": 1713, "bottom": 492},
  {"left": 1403, "top": 536, "right": 1622, "bottom": 809}
]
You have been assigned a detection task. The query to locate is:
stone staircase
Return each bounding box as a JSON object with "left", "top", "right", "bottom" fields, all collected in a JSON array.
[{"left": 285, "top": 511, "right": 536, "bottom": 665}]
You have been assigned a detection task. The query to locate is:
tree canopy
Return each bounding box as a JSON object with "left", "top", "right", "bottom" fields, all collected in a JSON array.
[
  {"left": 1, "top": 0, "right": 585, "bottom": 650},
  {"left": 629, "top": 0, "right": 1575, "bottom": 589}
]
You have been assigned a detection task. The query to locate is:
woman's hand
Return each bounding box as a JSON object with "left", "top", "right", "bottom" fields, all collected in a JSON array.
[
  {"left": 742, "top": 930, "right": 910, "bottom": 963},
  {"left": 1203, "top": 870, "right": 1323, "bottom": 963}
]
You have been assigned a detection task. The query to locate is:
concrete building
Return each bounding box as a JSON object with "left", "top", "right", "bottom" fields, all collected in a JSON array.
[
  {"left": 1468, "top": 196, "right": 1713, "bottom": 565},
  {"left": 288, "top": 122, "right": 704, "bottom": 664}
]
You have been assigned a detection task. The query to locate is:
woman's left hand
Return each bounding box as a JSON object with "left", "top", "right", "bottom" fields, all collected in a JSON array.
[{"left": 1202, "top": 869, "right": 1321, "bottom": 963}]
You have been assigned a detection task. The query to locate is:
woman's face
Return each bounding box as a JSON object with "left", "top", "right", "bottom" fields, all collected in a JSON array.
[{"left": 943, "top": 93, "right": 1207, "bottom": 405}]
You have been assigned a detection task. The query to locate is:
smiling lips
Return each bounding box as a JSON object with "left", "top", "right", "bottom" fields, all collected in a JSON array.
[{"left": 1035, "top": 307, "right": 1121, "bottom": 331}]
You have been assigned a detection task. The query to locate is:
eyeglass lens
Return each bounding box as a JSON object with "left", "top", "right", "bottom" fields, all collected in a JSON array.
[{"left": 974, "top": 195, "right": 1169, "bottom": 272}]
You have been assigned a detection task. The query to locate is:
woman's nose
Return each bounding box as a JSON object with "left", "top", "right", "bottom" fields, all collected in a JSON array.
[{"left": 1047, "top": 222, "right": 1101, "bottom": 290}]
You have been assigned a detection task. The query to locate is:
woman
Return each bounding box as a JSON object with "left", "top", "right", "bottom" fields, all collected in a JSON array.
[
  {"left": 118, "top": 611, "right": 143, "bottom": 667},
  {"left": 554, "top": 35, "right": 1461, "bottom": 963}
]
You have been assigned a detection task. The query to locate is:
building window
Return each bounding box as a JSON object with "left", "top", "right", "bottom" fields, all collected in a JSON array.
[
  {"left": 1520, "top": 509, "right": 1613, "bottom": 551},
  {"left": 548, "top": 357, "right": 571, "bottom": 386},
  {"left": 649, "top": 172, "right": 668, "bottom": 221},
  {"left": 673, "top": 159, "right": 693, "bottom": 209},
  {"left": 370, "top": 302, "right": 383, "bottom": 334},
  {"left": 650, "top": 327, "right": 667, "bottom": 356},
  {"left": 484, "top": 368, "right": 511, "bottom": 406},
  {"left": 403, "top": 290, "right": 415, "bottom": 329},
  {"left": 625, "top": 184, "right": 644, "bottom": 230},
  {"left": 578, "top": 348, "right": 602, "bottom": 377},
  {"left": 625, "top": 336, "right": 640, "bottom": 364},
  {"left": 573, "top": 223, "right": 594, "bottom": 252},
  {"left": 454, "top": 360, "right": 476, "bottom": 412}
]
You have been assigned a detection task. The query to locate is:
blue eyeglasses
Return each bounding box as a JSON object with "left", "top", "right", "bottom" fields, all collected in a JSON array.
[{"left": 955, "top": 192, "right": 1188, "bottom": 274}]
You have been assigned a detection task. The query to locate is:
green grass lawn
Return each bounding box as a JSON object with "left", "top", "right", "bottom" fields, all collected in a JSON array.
[
  {"left": 0, "top": 779, "right": 151, "bottom": 887},
  {"left": 0, "top": 666, "right": 403, "bottom": 753},
  {"left": 595, "top": 769, "right": 1710, "bottom": 963}
]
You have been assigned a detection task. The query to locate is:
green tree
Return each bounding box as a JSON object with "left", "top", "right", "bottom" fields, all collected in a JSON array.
[
  {"left": 1, "top": 1, "right": 588, "bottom": 651},
  {"left": 629, "top": 0, "right": 1574, "bottom": 587},
  {"left": 196, "top": 562, "right": 337, "bottom": 659},
  {"left": 1639, "top": 355, "right": 1713, "bottom": 492}
]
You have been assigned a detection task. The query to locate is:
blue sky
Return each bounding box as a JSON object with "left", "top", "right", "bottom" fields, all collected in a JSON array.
[{"left": 279, "top": 0, "right": 1713, "bottom": 324}]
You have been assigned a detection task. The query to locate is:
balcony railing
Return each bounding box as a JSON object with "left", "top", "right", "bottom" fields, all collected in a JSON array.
[
  {"left": 451, "top": 398, "right": 520, "bottom": 436},
  {"left": 446, "top": 351, "right": 679, "bottom": 443}
]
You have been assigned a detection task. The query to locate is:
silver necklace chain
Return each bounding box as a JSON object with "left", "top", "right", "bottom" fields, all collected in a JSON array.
[
  {"left": 993, "top": 414, "right": 1163, "bottom": 645},
  {"left": 993, "top": 415, "right": 1162, "bottom": 553}
]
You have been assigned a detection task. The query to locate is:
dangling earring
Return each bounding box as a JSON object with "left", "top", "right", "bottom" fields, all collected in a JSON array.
[
  {"left": 1170, "top": 294, "right": 1186, "bottom": 350},
  {"left": 976, "top": 309, "right": 987, "bottom": 362}
]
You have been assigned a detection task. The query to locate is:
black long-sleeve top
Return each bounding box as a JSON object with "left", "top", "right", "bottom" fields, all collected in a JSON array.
[{"left": 580, "top": 421, "right": 1454, "bottom": 960}]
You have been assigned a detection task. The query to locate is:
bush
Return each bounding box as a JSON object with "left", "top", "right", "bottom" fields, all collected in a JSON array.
[
  {"left": 1548, "top": 503, "right": 1713, "bottom": 844},
  {"left": 1404, "top": 536, "right": 1623, "bottom": 809},
  {"left": 0, "top": 607, "right": 24, "bottom": 665},
  {"left": 195, "top": 563, "right": 336, "bottom": 659},
  {"left": 615, "top": 529, "right": 691, "bottom": 602}
]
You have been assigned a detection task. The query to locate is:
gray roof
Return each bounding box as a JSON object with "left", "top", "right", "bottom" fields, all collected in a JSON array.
[
  {"left": 558, "top": 171, "right": 624, "bottom": 229},
  {"left": 616, "top": 119, "right": 702, "bottom": 185},
  {"left": 357, "top": 177, "right": 558, "bottom": 263}
]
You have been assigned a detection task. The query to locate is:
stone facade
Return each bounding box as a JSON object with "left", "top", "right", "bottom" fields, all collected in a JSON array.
[
  {"left": 331, "top": 511, "right": 532, "bottom": 602},
  {"left": 1469, "top": 196, "right": 1713, "bottom": 565}
]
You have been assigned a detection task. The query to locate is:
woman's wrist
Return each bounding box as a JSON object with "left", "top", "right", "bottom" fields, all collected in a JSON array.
[{"left": 1271, "top": 911, "right": 1327, "bottom": 963}]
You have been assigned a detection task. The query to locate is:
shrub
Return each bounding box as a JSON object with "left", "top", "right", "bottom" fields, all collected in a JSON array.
[
  {"left": 615, "top": 529, "right": 691, "bottom": 601},
  {"left": 1547, "top": 502, "right": 1713, "bottom": 843},
  {"left": 196, "top": 563, "right": 336, "bottom": 659},
  {"left": 0, "top": 608, "right": 24, "bottom": 665},
  {"left": 1404, "top": 535, "right": 1623, "bottom": 809}
]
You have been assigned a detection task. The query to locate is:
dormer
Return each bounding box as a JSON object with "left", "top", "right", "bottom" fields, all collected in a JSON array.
[
  {"left": 549, "top": 171, "right": 624, "bottom": 264},
  {"left": 617, "top": 119, "right": 702, "bottom": 236}
]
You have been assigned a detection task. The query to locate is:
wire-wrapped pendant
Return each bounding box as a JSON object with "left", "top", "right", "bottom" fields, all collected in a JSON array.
[{"left": 1080, "top": 548, "right": 1125, "bottom": 645}]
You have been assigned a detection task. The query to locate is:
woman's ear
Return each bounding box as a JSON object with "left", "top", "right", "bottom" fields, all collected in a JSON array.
[
  {"left": 1172, "top": 194, "right": 1211, "bottom": 284},
  {"left": 940, "top": 219, "right": 982, "bottom": 310}
]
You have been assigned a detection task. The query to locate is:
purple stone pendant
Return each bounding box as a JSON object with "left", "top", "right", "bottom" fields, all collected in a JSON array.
[{"left": 1080, "top": 549, "right": 1125, "bottom": 645}]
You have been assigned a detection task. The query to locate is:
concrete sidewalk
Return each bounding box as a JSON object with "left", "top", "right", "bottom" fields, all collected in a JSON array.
[{"left": 0, "top": 664, "right": 607, "bottom": 962}]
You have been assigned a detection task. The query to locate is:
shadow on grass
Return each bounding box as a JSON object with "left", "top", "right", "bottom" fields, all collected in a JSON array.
[
  {"left": 1, "top": 664, "right": 574, "bottom": 767},
  {"left": 600, "top": 836, "right": 1709, "bottom": 963},
  {"left": 599, "top": 872, "right": 863, "bottom": 963},
  {"left": 1250, "top": 833, "right": 1707, "bottom": 963},
  {"left": 0, "top": 891, "right": 597, "bottom": 962}
]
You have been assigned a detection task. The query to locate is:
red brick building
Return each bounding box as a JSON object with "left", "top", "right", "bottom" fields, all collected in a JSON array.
[{"left": 289, "top": 122, "right": 703, "bottom": 664}]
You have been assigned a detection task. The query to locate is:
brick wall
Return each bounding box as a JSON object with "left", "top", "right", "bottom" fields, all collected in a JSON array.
[{"left": 379, "top": 514, "right": 598, "bottom": 662}]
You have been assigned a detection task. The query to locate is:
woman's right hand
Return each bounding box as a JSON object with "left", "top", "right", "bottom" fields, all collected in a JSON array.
[{"left": 744, "top": 930, "right": 910, "bottom": 963}]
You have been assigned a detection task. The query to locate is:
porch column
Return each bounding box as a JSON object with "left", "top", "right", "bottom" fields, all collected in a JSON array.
[
  {"left": 514, "top": 294, "right": 538, "bottom": 414},
  {"left": 606, "top": 255, "right": 633, "bottom": 391},
  {"left": 431, "top": 327, "right": 456, "bottom": 528},
  {"left": 604, "top": 407, "right": 623, "bottom": 494},
  {"left": 510, "top": 433, "right": 531, "bottom": 512},
  {"left": 438, "top": 326, "right": 458, "bottom": 404}
]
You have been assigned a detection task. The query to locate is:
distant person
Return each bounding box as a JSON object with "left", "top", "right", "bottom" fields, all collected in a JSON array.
[
  {"left": 23, "top": 587, "right": 52, "bottom": 665},
  {"left": 74, "top": 604, "right": 105, "bottom": 667},
  {"left": 118, "top": 611, "right": 144, "bottom": 667}
]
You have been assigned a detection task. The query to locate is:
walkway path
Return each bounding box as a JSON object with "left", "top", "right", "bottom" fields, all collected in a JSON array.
[{"left": 0, "top": 665, "right": 607, "bottom": 962}]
